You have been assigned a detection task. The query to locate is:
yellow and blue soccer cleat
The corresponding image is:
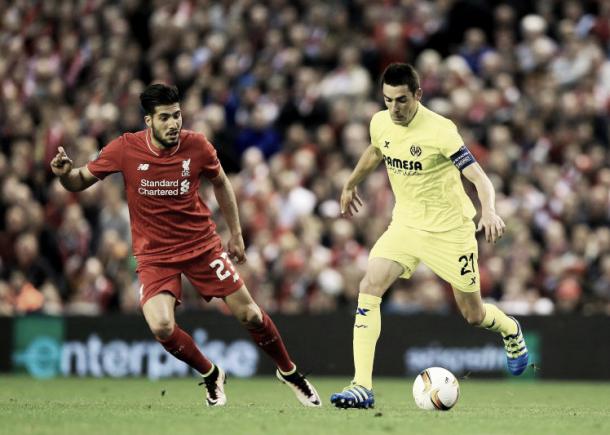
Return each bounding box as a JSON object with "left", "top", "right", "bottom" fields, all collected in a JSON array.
[
  {"left": 330, "top": 383, "right": 375, "bottom": 409},
  {"left": 503, "top": 317, "right": 529, "bottom": 375}
]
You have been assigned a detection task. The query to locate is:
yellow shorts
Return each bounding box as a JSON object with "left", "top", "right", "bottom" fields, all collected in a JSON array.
[{"left": 369, "top": 220, "right": 480, "bottom": 292}]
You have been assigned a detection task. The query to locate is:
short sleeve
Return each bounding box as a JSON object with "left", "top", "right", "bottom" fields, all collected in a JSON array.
[
  {"left": 197, "top": 134, "right": 221, "bottom": 179},
  {"left": 87, "top": 137, "right": 123, "bottom": 179},
  {"left": 437, "top": 120, "right": 465, "bottom": 158},
  {"left": 369, "top": 112, "right": 381, "bottom": 149}
]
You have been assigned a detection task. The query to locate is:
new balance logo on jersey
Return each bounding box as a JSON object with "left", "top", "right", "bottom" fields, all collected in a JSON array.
[
  {"left": 182, "top": 158, "right": 191, "bottom": 177},
  {"left": 137, "top": 163, "right": 150, "bottom": 171}
]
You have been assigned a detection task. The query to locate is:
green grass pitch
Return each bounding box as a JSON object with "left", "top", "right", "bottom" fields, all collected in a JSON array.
[{"left": 1, "top": 376, "right": 609, "bottom": 435}]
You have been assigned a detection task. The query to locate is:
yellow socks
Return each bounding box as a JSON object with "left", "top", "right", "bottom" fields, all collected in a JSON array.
[
  {"left": 481, "top": 303, "right": 518, "bottom": 336},
  {"left": 353, "top": 293, "right": 382, "bottom": 390}
]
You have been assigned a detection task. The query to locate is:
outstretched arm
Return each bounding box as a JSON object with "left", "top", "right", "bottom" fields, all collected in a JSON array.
[
  {"left": 341, "top": 145, "right": 383, "bottom": 217},
  {"left": 50, "top": 147, "right": 98, "bottom": 192},
  {"left": 462, "top": 162, "right": 505, "bottom": 243},
  {"left": 210, "top": 167, "right": 246, "bottom": 264}
]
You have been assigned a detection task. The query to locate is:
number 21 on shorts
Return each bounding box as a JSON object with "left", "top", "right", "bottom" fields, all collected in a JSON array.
[
  {"left": 209, "top": 252, "right": 240, "bottom": 282},
  {"left": 458, "top": 252, "right": 475, "bottom": 275}
]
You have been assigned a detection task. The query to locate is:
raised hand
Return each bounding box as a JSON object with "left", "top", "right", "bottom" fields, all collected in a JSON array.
[{"left": 50, "top": 146, "right": 74, "bottom": 176}]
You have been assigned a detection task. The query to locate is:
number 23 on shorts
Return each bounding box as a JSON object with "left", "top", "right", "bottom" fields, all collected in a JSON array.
[{"left": 209, "top": 252, "right": 240, "bottom": 282}]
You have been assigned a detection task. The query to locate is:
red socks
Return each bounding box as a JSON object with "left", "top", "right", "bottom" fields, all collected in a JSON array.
[
  {"left": 246, "top": 311, "right": 294, "bottom": 373},
  {"left": 157, "top": 325, "right": 214, "bottom": 375},
  {"left": 156, "top": 314, "right": 294, "bottom": 375}
]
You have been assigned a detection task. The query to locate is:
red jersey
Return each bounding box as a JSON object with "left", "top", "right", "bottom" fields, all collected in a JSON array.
[{"left": 87, "top": 129, "right": 222, "bottom": 265}]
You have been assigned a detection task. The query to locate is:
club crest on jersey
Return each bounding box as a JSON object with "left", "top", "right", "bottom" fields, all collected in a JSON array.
[
  {"left": 410, "top": 144, "right": 422, "bottom": 157},
  {"left": 181, "top": 158, "right": 191, "bottom": 177}
]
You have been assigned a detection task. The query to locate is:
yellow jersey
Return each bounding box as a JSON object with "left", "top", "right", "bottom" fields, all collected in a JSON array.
[{"left": 370, "top": 103, "right": 476, "bottom": 232}]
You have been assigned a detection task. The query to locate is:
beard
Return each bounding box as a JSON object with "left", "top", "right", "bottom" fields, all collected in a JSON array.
[{"left": 151, "top": 124, "right": 180, "bottom": 148}]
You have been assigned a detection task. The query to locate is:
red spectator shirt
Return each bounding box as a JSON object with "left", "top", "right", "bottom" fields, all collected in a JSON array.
[{"left": 87, "top": 129, "right": 222, "bottom": 266}]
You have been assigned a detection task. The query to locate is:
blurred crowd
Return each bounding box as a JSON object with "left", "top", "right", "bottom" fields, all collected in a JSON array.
[{"left": 2, "top": 0, "right": 610, "bottom": 316}]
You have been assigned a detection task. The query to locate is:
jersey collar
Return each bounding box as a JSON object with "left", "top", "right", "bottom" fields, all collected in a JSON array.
[{"left": 145, "top": 128, "right": 182, "bottom": 157}]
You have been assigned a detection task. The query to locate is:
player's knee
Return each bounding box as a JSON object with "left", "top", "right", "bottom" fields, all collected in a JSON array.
[
  {"left": 237, "top": 304, "right": 263, "bottom": 327},
  {"left": 149, "top": 318, "right": 175, "bottom": 339}
]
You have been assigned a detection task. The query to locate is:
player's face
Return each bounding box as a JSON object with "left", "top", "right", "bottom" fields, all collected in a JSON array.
[
  {"left": 383, "top": 84, "right": 422, "bottom": 126},
  {"left": 147, "top": 103, "right": 182, "bottom": 148}
]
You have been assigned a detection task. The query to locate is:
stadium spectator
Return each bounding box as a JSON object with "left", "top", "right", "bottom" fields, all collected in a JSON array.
[{"left": 1, "top": 0, "right": 610, "bottom": 317}]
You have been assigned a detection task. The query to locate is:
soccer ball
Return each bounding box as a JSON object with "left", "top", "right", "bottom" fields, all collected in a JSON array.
[{"left": 412, "top": 367, "right": 460, "bottom": 411}]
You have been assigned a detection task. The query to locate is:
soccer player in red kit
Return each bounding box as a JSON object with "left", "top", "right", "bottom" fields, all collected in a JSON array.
[{"left": 50, "top": 84, "right": 321, "bottom": 407}]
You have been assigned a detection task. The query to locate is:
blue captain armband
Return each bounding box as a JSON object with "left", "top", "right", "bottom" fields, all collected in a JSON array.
[{"left": 450, "top": 145, "right": 476, "bottom": 171}]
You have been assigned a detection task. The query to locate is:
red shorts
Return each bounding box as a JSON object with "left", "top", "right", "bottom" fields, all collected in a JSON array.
[{"left": 137, "top": 242, "right": 244, "bottom": 306}]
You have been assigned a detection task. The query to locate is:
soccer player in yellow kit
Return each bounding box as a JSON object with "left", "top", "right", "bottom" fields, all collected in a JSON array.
[{"left": 330, "top": 63, "right": 529, "bottom": 409}]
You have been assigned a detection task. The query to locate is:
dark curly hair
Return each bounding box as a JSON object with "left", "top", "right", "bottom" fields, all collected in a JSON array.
[{"left": 139, "top": 84, "right": 180, "bottom": 115}]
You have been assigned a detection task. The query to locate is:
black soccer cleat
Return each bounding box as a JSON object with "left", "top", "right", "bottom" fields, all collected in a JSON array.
[
  {"left": 276, "top": 369, "right": 322, "bottom": 407},
  {"left": 198, "top": 365, "right": 227, "bottom": 407}
]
